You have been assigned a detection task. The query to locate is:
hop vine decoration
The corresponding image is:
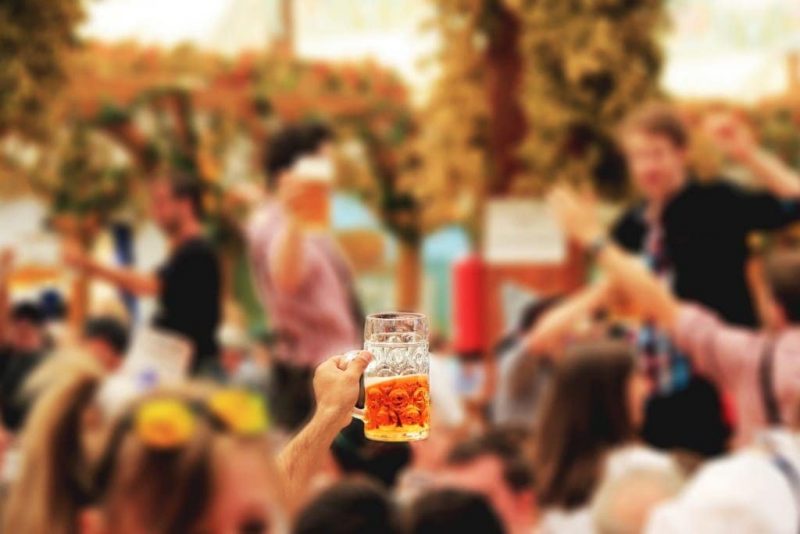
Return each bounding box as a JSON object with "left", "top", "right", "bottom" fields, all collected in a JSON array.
[
  {"left": 0, "top": 0, "right": 84, "bottom": 139},
  {"left": 516, "top": 0, "right": 667, "bottom": 197},
  {"left": 30, "top": 125, "right": 131, "bottom": 234},
  {"left": 417, "top": 0, "right": 489, "bottom": 233}
]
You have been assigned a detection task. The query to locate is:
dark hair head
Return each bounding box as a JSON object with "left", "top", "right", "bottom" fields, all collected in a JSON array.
[
  {"left": 331, "top": 420, "right": 411, "bottom": 488},
  {"left": 264, "top": 126, "right": 308, "bottom": 189},
  {"left": 39, "top": 290, "right": 67, "bottom": 321},
  {"left": 766, "top": 250, "right": 800, "bottom": 323},
  {"left": 300, "top": 121, "right": 334, "bottom": 154},
  {"left": 11, "top": 302, "right": 45, "bottom": 326},
  {"left": 164, "top": 172, "right": 205, "bottom": 219},
  {"left": 447, "top": 429, "right": 535, "bottom": 494},
  {"left": 83, "top": 316, "right": 130, "bottom": 356},
  {"left": 293, "top": 480, "right": 399, "bottom": 534},
  {"left": 533, "top": 340, "right": 636, "bottom": 509},
  {"left": 620, "top": 103, "right": 689, "bottom": 150},
  {"left": 407, "top": 489, "right": 505, "bottom": 534}
]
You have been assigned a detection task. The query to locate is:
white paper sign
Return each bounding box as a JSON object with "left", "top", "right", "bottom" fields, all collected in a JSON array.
[
  {"left": 484, "top": 199, "right": 566, "bottom": 264},
  {"left": 121, "top": 326, "right": 192, "bottom": 385},
  {"left": 97, "top": 327, "right": 192, "bottom": 418}
]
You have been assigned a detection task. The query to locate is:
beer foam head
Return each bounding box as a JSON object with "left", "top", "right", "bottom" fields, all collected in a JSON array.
[{"left": 292, "top": 155, "right": 334, "bottom": 183}]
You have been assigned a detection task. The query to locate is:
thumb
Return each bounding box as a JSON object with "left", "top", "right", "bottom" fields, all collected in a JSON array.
[{"left": 345, "top": 351, "right": 372, "bottom": 378}]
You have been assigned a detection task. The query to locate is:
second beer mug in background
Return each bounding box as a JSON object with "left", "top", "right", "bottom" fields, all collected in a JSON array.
[
  {"left": 290, "top": 155, "right": 333, "bottom": 230},
  {"left": 351, "top": 312, "right": 430, "bottom": 442}
]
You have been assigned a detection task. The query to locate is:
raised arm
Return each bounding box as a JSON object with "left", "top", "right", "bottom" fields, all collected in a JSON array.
[
  {"left": 525, "top": 280, "right": 611, "bottom": 354},
  {"left": 63, "top": 240, "right": 159, "bottom": 297},
  {"left": 548, "top": 188, "right": 681, "bottom": 329},
  {"left": 704, "top": 112, "right": 800, "bottom": 198},
  {"left": 277, "top": 351, "right": 371, "bottom": 503},
  {"left": 551, "top": 187, "right": 762, "bottom": 384},
  {"left": 269, "top": 180, "right": 314, "bottom": 294}
]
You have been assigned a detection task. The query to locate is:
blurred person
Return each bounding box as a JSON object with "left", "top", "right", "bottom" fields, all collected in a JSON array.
[
  {"left": 247, "top": 125, "right": 361, "bottom": 429},
  {"left": 64, "top": 173, "right": 221, "bottom": 377},
  {"left": 527, "top": 282, "right": 731, "bottom": 459},
  {"left": 442, "top": 429, "right": 537, "bottom": 534},
  {"left": 407, "top": 488, "right": 506, "bottom": 534},
  {"left": 81, "top": 316, "right": 129, "bottom": 372},
  {"left": 428, "top": 333, "right": 466, "bottom": 430},
  {"left": 3, "top": 350, "right": 372, "bottom": 534},
  {"left": 551, "top": 186, "right": 800, "bottom": 446},
  {"left": 82, "top": 390, "right": 288, "bottom": 534},
  {"left": 39, "top": 288, "right": 70, "bottom": 346},
  {"left": 591, "top": 466, "right": 683, "bottom": 534},
  {"left": 493, "top": 297, "right": 562, "bottom": 429},
  {"left": 0, "top": 249, "right": 49, "bottom": 435},
  {"left": 292, "top": 479, "right": 400, "bottom": 534},
  {"left": 602, "top": 103, "right": 800, "bottom": 455},
  {"left": 645, "top": 429, "right": 800, "bottom": 533},
  {"left": 533, "top": 341, "right": 681, "bottom": 534},
  {"left": 219, "top": 327, "right": 274, "bottom": 391},
  {"left": 219, "top": 323, "right": 251, "bottom": 377},
  {"left": 615, "top": 103, "right": 800, "bottom": 328},
  {"left": 299, "top": 121, "right": 335, "bottom": 158}
]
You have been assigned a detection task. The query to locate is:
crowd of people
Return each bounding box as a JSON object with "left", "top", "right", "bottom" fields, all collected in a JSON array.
[{"left": 1, "top": 103, "right": 800, "bottom": 533}]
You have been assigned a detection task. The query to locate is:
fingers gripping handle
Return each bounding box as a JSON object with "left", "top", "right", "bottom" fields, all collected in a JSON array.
[{"left": 344, "top": 350, "right": 367, "bottom": 422}]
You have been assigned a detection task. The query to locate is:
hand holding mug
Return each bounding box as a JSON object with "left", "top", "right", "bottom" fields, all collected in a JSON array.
[{"left": 313, "top": 351, "right": 372, "bottom": 430}]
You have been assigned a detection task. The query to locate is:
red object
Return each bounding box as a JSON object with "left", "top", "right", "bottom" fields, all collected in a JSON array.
[{"left": 453, "top": 254, "right": 487, "bottom": 355}]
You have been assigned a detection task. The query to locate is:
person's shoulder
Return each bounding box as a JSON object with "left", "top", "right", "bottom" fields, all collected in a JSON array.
[
  {"left": 690, "top": 447, "right": 784, "bottom": 496},
  {"left": 681, "top": 179, "right": 743, "bottom": 203},
  {"left": 246, "top": 202, "right": 283, "bottom": 245},
  {"left": 605, "top": 445, "right": 678, "bottom": 480},
  {"left": 647, "top": 449, "right": 792, "bottom": 534},
  {"left": 180, "top": 238, "right": 217, "bottom": 258},
  {"left": 538, "top": 507, "right": 593, "bottom": 534}
]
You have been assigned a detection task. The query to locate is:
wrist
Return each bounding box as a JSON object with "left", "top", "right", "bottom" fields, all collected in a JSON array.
[
  {"left": 312, "top": 404, "right": 347, "bottom": 431},
  {"left": 578, "top": 227, "right": 606, "bottom": 249}
]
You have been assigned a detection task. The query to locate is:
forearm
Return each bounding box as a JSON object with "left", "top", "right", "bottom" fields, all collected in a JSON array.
[
  {"left": 595, "top": 244, "right": 680, "bottom": 328},
  {"left": 739, "top": 148, "right": 800, "bottom": 198},
  {"left": 526, "top": 282, "right": 609, "bottom": 353},
  {"left": 277, "top": 407, "right": 342, "bottom": 502},
  {"left": 85, "top": 261, "right": 159, "bottom": 296},
  {"left": 270, "top": 218, "right": 307, "bottom": 293}
]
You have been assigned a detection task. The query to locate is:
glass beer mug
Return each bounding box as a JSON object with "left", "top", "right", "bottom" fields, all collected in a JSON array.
[{"left": 350, "top": 313, "right": 430, "bottom": 442}]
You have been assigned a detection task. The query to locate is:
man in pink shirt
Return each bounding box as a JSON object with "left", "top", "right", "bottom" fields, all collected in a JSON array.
[
  {"left": 550, "top": 187, "right": 800, "bottom": 447},
  {"left": 248, "top": 124, "right": 362, "bottom": 430}
]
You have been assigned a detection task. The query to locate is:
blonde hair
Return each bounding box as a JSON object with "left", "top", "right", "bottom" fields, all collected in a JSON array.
[
  {"left": 93, "top": 389, "right": 286, "bottom": 534},
  {"left": 4, "top": 354, "right": 106, "bottom": 534},
  {"left": 4, "top": 354, "right": 286, "bottom": 534},
  {"left": 592, "top": 466, "right": 684, "bottom": 534}
]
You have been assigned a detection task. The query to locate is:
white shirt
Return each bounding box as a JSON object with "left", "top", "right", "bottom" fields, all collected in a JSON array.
[
  {"left": 538, "top": 445, "right": 677, "bottom": 534},
  {"left": 429, "top": 353, "right": 466, "bottom": 428},
  {"left": 647, "top": 430, "right": 800, "bottom": 534}
]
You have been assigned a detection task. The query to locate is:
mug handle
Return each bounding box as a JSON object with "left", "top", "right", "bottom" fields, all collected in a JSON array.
[{"left": 344, "top": 350, "right": 368, "bottom": 422}]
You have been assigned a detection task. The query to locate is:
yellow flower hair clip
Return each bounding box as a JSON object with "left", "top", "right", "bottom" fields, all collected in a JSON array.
[
  {"left": 208, "top": 389, "right": 270, "bottom": 435},
  {"left": 135, "top": 398, "right": 196, "bottom": 449}
]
